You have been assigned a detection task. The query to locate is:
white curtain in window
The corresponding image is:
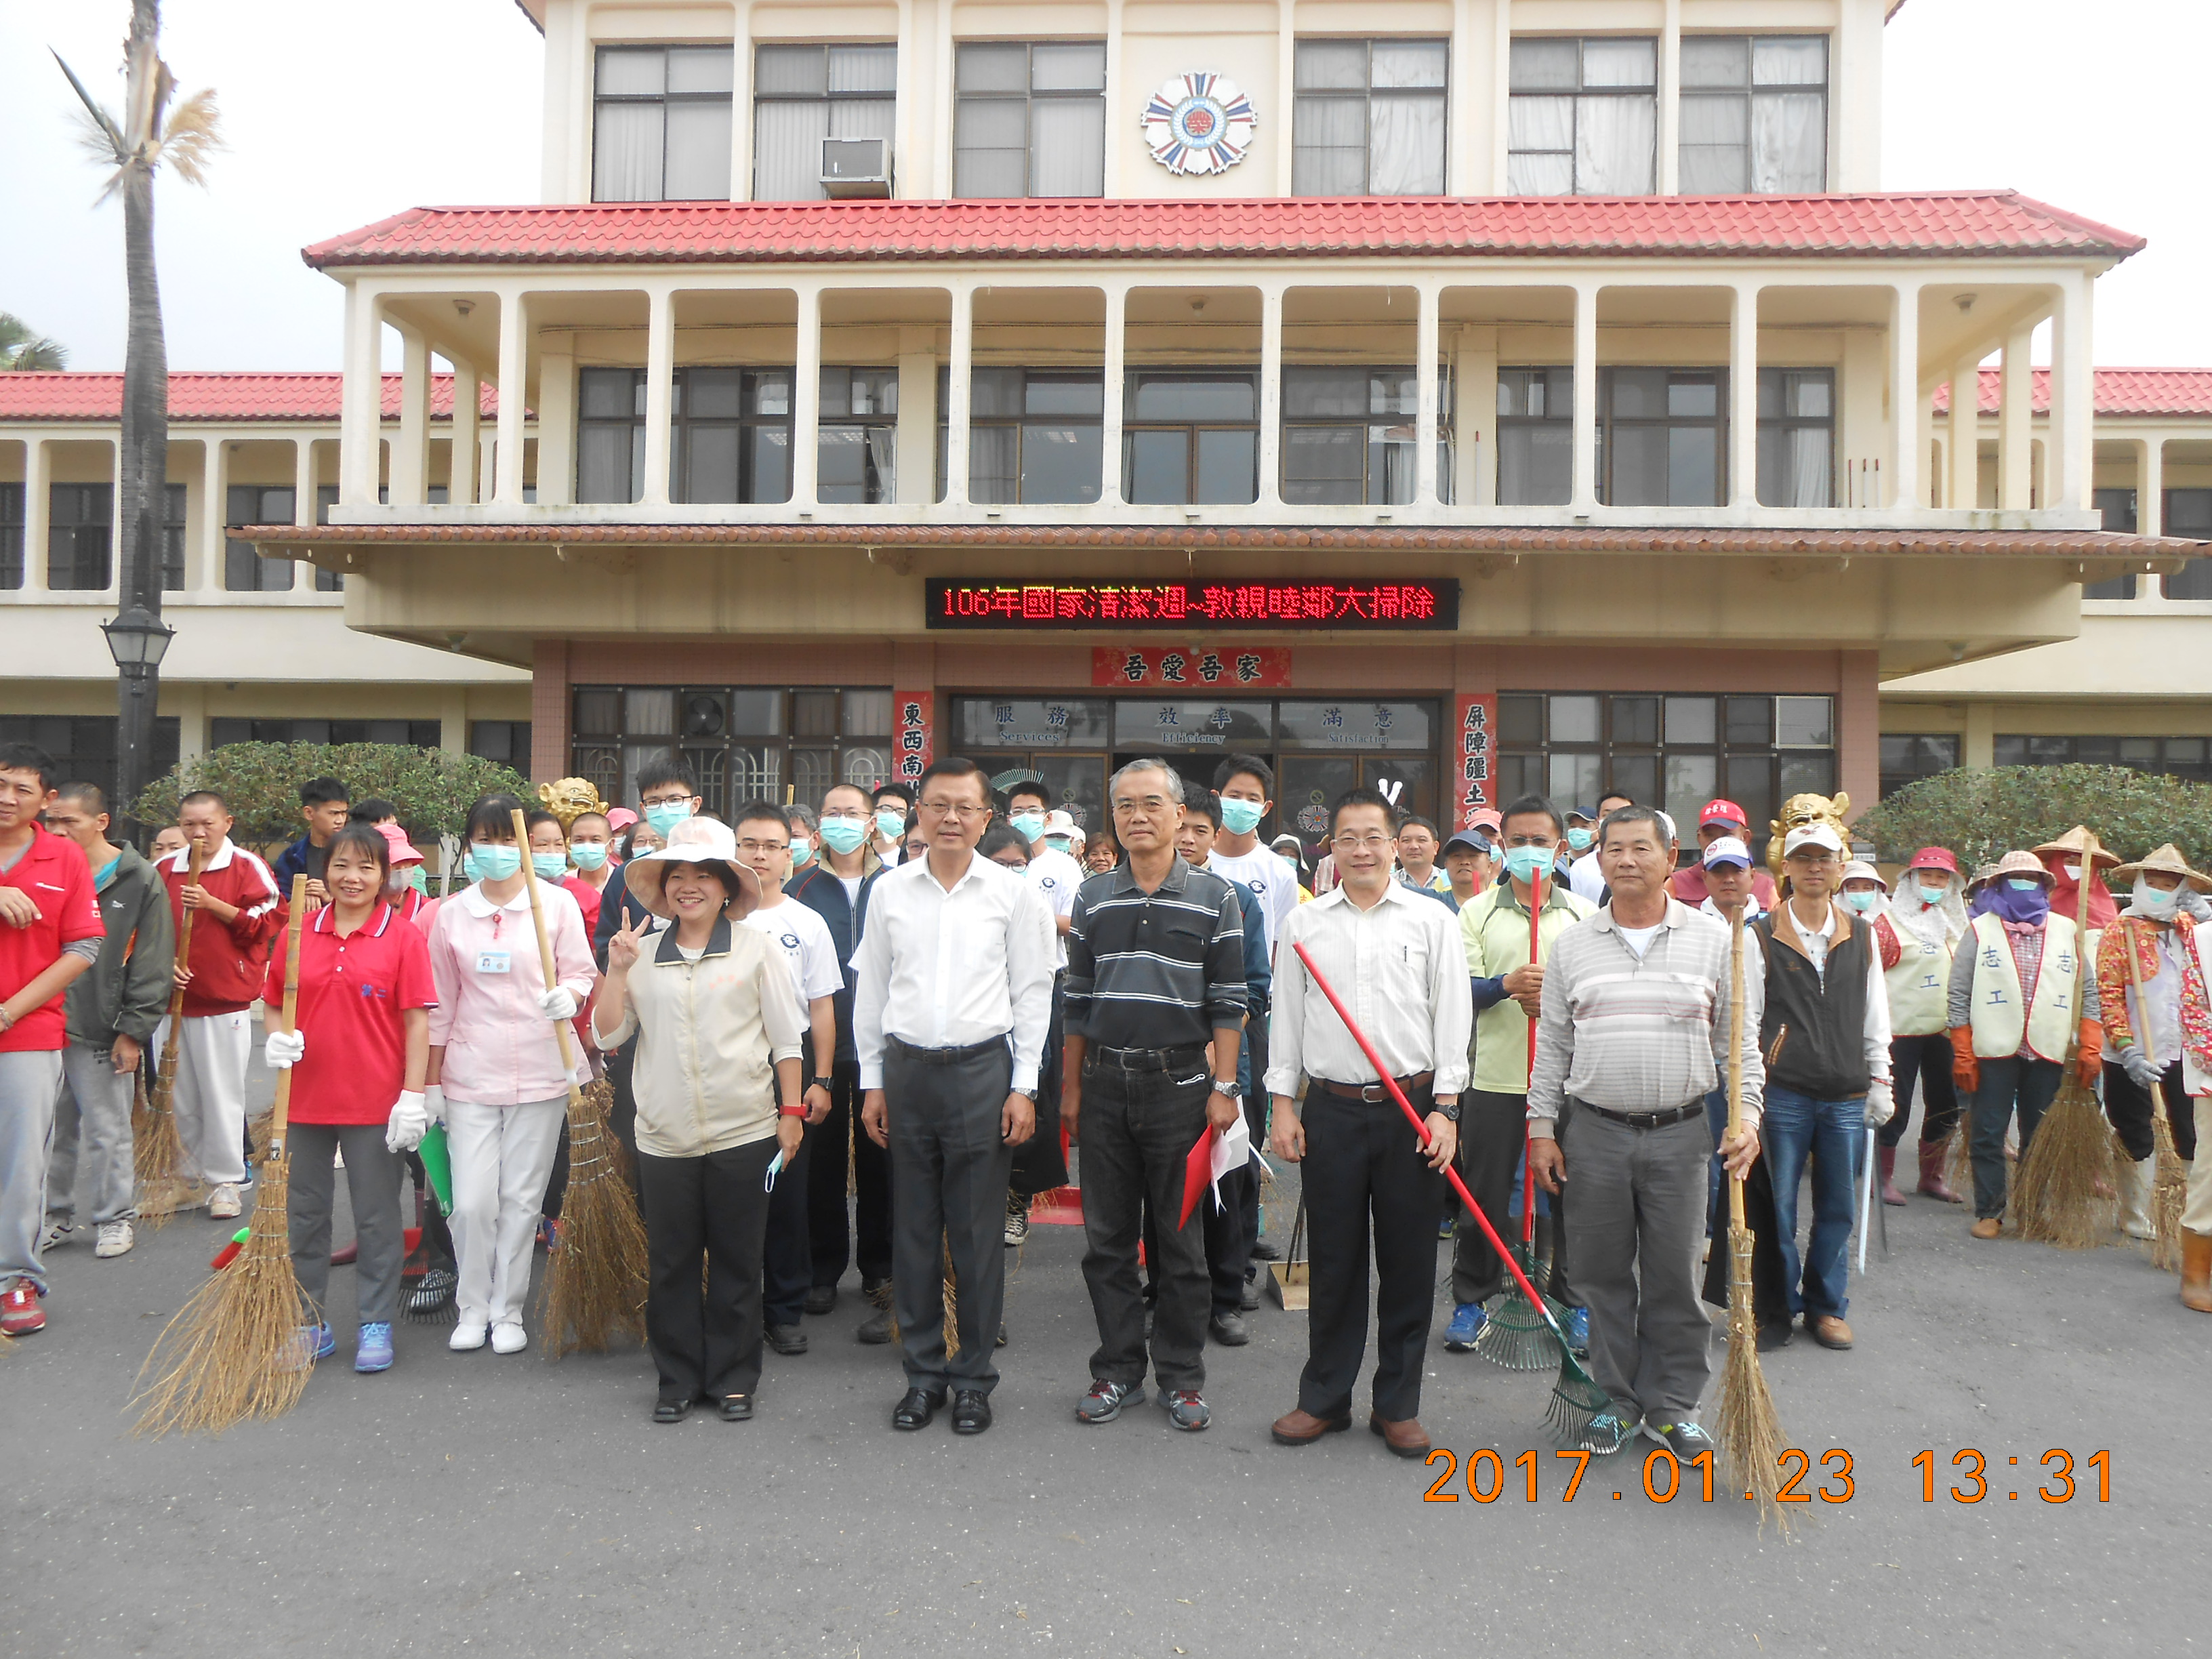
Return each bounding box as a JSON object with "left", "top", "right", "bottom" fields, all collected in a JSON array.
[
  {"left": 865, "top": 426, "right": 898, "bottom": 502},
  {"left": 1753, "top": 37, "right": 1827, "bottom": 87},
  {"left": 1576, "top": 94, "right": 1655, "bottom": 193},
  {"left": 829, "top": 96, "right": 898, "bottom": 144},
  {"left": 1030, "top": 97, "right": 1105, "bottom": 197},
  {"left": 970, "top": 426, "right": 1019, "bottom": 502},
  {"left": 830, "top": 44, "right": 899, "bottom": 93},
  {"left": 1788, "top": 427, "right": 1832, "bottom": 508},
  {"left": 1506, "top": 96, "right": 1574, "bottom": 194},
  {"left": 593, "top": 102, "right": 663, "bottom": 201},
  {"left": 1677, "top": 94, "right": 1748, "bottom": 192},
  {"left": 1750, "top": 92, "right": 1825, "bottom": 192},
  {"left": 664, "top": 101, "right": 733, "bottom": 199},
  {"left": 1294, "top": 94, "right": 1367, "bottom": 194},
  {"left": 1369, "top": 94, "right": 1446, "bottom": 194},
  {"left": 756, "top": 101, "right": 829, "bottom": 200}
]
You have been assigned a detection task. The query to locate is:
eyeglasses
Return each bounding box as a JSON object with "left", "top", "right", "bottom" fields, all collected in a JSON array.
[
  {"left": 735, "top": 839, "right": 787, "bottom": 855},
  {"left": 916, "top": 801, "right": 991, "bottom": 820},
  {"left": 821, "top": 811, "right": 869, "bottom": 823},
  {"left": 1499, "top": 834, "right": 1555, "bottom": 849},
  {"left": 640, "top": 791, "right": 693, "bottom": 807},
  {"left": 1112, "top": 796, "right": 1176, "bottom": 814},
  {"left": 1330, "top": 835, "right": 1392, "bottom": 853}
]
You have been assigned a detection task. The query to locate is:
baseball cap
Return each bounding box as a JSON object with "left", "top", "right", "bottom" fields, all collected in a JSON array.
[
  {"left": 1698, "top": 798, "right": 1749, "bottom": 831},
  {"left": 1043, "top": 808, "right": 1080, "bottom": 838},
  {"left": 1783, "top": 823, "right": 1846, "bottom": 858},
  {"left": 1443, "top": 828, "right": 1493, "bottom": 857},
  {"left": 1470, "top": 808, "right": 1503, "bottom": 832},
  {"left": 1564, "top": 804, "right": 1597, "bottom": 825},
  {"left": 1701, "top": 836, "right": 1753, "bottom": 871},
  {"left": 375, "top": 823, "right": 424, "bottom": 867}
]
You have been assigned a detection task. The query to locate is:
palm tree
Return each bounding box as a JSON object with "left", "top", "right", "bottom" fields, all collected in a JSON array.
[
  {"left": 0, "top": 314, "right": 69, "bottom": 371},
  {"left": 54, "top": 1, "right": 220, "bottom": 830}
]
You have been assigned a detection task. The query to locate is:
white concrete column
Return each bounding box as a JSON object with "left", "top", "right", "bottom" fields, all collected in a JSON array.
[
  {"left": 1459, "top": 325, "right": 1496, "bottom": 508},
  {"left": 2139, "top": 435, "right": 2165, "bottom": 539},
  {"left": 535, "top": 340, "right": 575, "bottom": 506},
  {"left": 1101, "top": 287, "right": 1128, "bottom": 507},
  {"left": 1947, "top": 354, "right": 1981, "bottom": 511},
  {"left": 895, "top": 324, "right": 937, "bottom": 504},
  {"left": 1658, "top": 0, "right": 1681, "bottom": 194},
  {"left": 642, "top": 287, "right": 676, "bottom": 506},
  {"left": 1997, "top": 325, "right": 2032, "bottom": 511},
  {"left": 2049, "top": 274, "right": 2094, "bottom": 512},
  {"left": 293, "top": 437, "right": 316, "bottom": 527},
  {"left": 1415, "top": 282, "right": 1441, "bottom": 506},
  {"left": 392, "top": 331, "right": 430, "bottom": 505},
  {"left": 1449, "top": 0, "right": 1479, "bottom": 194},
  {"left": 1887, "top": 282, "right": 1920, "bottom": 512},
  {"left": 449, "top": 364, "right": 480, "bottom": 506},
  {"left": 944, "top": 285, "right": 972, "bottom": 506},
  {"left": 1571, "top": 282, "right": 1599, "bottom": 511},
  {"left": 933, "top": 0, "right": 956, "bottom": 198},
  {"left": 1104, "top": 0, "right": 1126, "bottom": 197},
  {"left": 494, "top": 293, "right": 529, "bottom": 505},
  {"left": 1492, "top": 0, "right": 1513, "bottom": 192},
  {"left": 729, "top": 0, "right": 754, "bottom": 199},
  {"left": 1254, "top": 285, "right": 1282, "bottom": 508},
  {"left": 1273, "top": 0, "right": 1296, "bottom": 196},
  {"left": 193, "top": 435, "right": 224, "bottom": 590},
  {"left": 20, "top": 438, "right": 49, "bottom": 594},
  {"left": 340, "top": 285, "right": 384, "bottom": 505},
  {"left": 1729, "top": 282, "right": 1759, "bottom": 508},
  {"left": 791, "top": 285, "right": 821, "bottom": 508}
]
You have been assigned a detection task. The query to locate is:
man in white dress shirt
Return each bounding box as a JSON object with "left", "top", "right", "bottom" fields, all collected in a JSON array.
[{"left": 855, "top": 758, "right": 1057, "bottom": 1436}]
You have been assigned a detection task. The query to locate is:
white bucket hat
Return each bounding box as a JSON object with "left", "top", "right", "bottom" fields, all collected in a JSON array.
[{"left": 619, "top": 817, "right": 762, "bottom": 920}]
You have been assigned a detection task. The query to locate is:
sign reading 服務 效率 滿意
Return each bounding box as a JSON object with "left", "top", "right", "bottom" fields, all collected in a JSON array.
[
  {"left": 926, "top": 580, "right": 1458, "bottom": 631},
  {"left": 1141, "top": 73, "right": 1256, "bottom": 177}
]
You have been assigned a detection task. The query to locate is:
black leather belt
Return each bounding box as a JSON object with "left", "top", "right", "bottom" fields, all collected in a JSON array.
[
  {"left": 1313, "top": 1071, "right": 1433, "bottom": 1104},
  {"left": 886, "top": 1034, "right": 1006, "bottom": 1065},
  {"left": 1572, "top": 1097, "right": 1703, "bottom": 1130},
  {"left": 1092, "top": 1042, "right": 1209, "bottom": 1071}
]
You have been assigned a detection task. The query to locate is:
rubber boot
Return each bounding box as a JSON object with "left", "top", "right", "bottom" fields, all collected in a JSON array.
[
  {"left": 1877, "top": 1144, "right": 1906, "bottom": 1207},
  {"left": 2117, "top": 1156, "right": 2155, "bottom": 1241},
  {"left": 1917, "top": 1141, "right": 1963, "bottom": 1204},
  {"left": 2182, "top": 1232, "right": 2212, "bottom": 1313}
]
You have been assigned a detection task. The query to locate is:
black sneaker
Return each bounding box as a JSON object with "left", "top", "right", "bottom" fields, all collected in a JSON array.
[
  {"left": 1004, "top": 1192, "right": 1030, "bottom": 1246},
  {"left": 1208, "top": 1312, "right": 1251, "bottom": 1347},
  {"left": 766, "top": 1324, "right": 809, "bottom": 1355},
  {"left": 1237, "top": 1277, "right": 1262, "bottom": 1313},
  {"left": 804, "top": 1284, "right": 836, "bottom": 1316},
  {"left": 1076, "top": 1378, "right": 1145, "bottom": 1423},
  {"left": 1641, "top": 1417, "right": 1717, "bottom": 1461},
  {"left": 857, "top": 1281, "right": 895, "bottom": 1345},
  {"left": 1158, "top": 1388, "right": 1211, "bottom": 1431}
]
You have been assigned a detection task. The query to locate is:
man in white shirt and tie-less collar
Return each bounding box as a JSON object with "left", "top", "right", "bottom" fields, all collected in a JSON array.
[
  {"left": 1265, "top": 787, "right": 1469, "bottom": 1460},
  {"left": 855, "top": 757, "right": 1057, "bottom": 1436}
]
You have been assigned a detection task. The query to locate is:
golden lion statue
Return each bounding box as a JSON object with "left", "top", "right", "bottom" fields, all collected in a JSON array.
[
  {"left": 1767, "top": 790, "right": 1851, "bottom": 885},
  {"left": 537, "top": 777, "right": 609, "bottom": 832}
]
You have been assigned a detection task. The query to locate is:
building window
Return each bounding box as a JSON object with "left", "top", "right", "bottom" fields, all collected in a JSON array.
[
  {"left": 0, "top": 483, "right": 21, "bottom": 590},
  {"left": 592, "top": 44, "right": 735, "bottom": 203},
  {"left": 1994, "top": 734, "right": 2212, "bottom": 785},
  {"left": 48, "top": 483, "right": 113, "bottom": 592},
  {"left": 1281, "top": 367, "right": 1452, "bottom": 506},
  {"left": 1292, "top": 39, "right": 1448, "bottom": 196},
  {"left": 950, "top": 369, "right": 1105, "bottom": 504},
  {"left": 1507, "top": 37, "right": 1657, "bottom": 196},
  {"left": 1756, "top": 369, "right": 1833, "bottom": 508},
  {"left": 2088, "top": 488, "right": 2138, "bottom": 599},
  {"left": 0, "top": 715, "right": 178, "bottom": 804},
  {"left": 1879, "top": 734, "right": 1960, "bottom": 798},
  {"left": 2163, "top": 489, "right": 2212, "bottom": 599},
  {"left": 575, "top": 367, "right": 794, "bottom": 505},
  {"left": 818, "top": 367, "right": 899, "bottom": 504},
  {"left": 1496, "top": 369, "right": 1574, "bottom": 506},
  {"left": 209, "top": 718, "right": 441, "bottom": 750},
  {"left": 1604, "top": 369, "right": 1723, "bottom": 507},
  {"left": 469, "top": 720, "right": 533, "bottom": 766},
  {"left": 1122, "top": 372, "right": 1259, "bottom": 506},
  {"left": 1679, "top": 35, "right": 1828, "bottom": 193},
  {"left": 752, "top": 43, "right": 897, "bottom": 201},
  {"left": 224, "top": 486, "right": 296, "bottom": 591},
  {"left": 572, "top": 685, "right": 894, "bottom": 815},
  {"left": 1496, "top": 691, "right": 1834, "bottom": 859},
  {"left": 954, "top": 41, "right": 1106, "bottom": 199}
]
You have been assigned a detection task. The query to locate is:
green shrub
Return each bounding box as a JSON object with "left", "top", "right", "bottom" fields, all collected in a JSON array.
[
  {"left": 1854, "top": 764, "right": 2212, "bottom": 869},
  {"left": 132, "top": 743, "right": 531, "bottom": 848}
]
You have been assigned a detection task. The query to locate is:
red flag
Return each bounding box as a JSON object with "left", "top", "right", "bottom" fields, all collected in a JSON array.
[{"left": 1179, "top": 1125, "right": 1218, "bottom": 1227}]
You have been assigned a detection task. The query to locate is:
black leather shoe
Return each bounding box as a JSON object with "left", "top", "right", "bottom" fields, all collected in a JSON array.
[
  {"left": 652, "top": 1398, "right": 690, "bottom": 1425},
  {"left": 893, "top": 1387, "right": 946, "bottom": 1431},
  {"left": 766, "top": 1324, "right": 810, "bottom": 1355},
  {"left": 720, "top": 1394, "right": 754, "bottom": 1422},
  {"left": 951, "top": 1390, "right": 993, "bottom": 1435},
  {"left": 804, "top": 1285, "right": 836, "bottom": 1317},
  {"left": 1238, "top": 1277, "right": 1262, "bottom": 1312},
  {"left": 1250, "top": 1238, "right": 1284, "bottom": 1262},
  {"left": 1209, "top": 1312, "right": 1251, "bottom": 1347}
]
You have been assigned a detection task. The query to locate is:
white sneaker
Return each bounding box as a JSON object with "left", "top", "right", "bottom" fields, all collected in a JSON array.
[
  {"left": 491, "top": 1322, "right": 528, "bottom": 1355},
  {"left": 40, "top": 1217, "right": 73, "bottom": 1252},
  {"left": 95, "top": 1221, "right": 135, "bottom": 1259},
  {"left": 450, "top": 1322, "right": 489, "bottom": 1351},
  {"left": 208, "top": 1183, "right": 244, "bottom": 1221}
]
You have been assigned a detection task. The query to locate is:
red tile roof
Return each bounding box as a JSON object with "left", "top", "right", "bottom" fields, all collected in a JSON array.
[
  {"left": 1933, "top": 367, "right": 2212, "bottom": 419},
  {"left": 0, "top": 372, "right": 498, "bottom": 424},
  {"left": 301, "top": 192, "right": 2145, "bottom": 269}
]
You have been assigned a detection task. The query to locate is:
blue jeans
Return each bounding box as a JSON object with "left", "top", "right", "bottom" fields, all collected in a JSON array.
[{"left": 1759, "top": 1084, "right": 1868, "bottom": 1322}]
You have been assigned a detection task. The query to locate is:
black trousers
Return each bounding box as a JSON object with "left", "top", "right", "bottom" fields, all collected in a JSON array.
[
  {"left": 1082, "top": 1054, "right": 1213, "bottom": 1391},
  {"left": 1147, "top": 1160, "right": 1253, "bottom": 1319},
  {"left": 759, "top": 1035, "right": 817, "bottom": 1326},
  {"left": 1970, "top": 1056, "right": 2062, "bottom": 1221},
  {"left": 1879, "top": 1032, "right": 1962, "bottom": 1149},
  {"left": 806, "top": 1059, "right": 893, "bottom": 1288},
  {"left": 636, "top": 1137, "right": 777, "bottom": 1405},
  {"left": 1237, "top": 1013, "right": 1270, "bottom": 1264},
  {"left": 541, "top": 1118, "right": 571, "bottom": 1220},
  {"left": 605, "top": 1039, "right": 640, "bottom": 1197},
  {"left": 1298, "top": 1082, "right": 1446, "bottom": 1423},
  {"left": 1451, "top": 1088, "right": 1577, "bottom": 1308},
  {"left": 887, "top": 1038, "right": 1015, "bottom": 1394},
  {"left": 2104, "top": 1059, "right": 2198, "bottom": 1162},
  {"left": 1010, "top": 978, "right": 1070, "bottom": 1196}
]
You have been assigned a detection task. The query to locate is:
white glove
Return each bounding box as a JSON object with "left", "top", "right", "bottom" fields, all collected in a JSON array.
[
  {"left": 1864, "top": 1079, "right": 1895, "bottom": 1128},
  {"left": 385, "top": 1090, "right": 430, "bottom": 1153},
  {"left": 264, "top": 1029, "right": 306, "bottom": 1069},
  {"left": 422, "top": 1084, "right": 446, "bottom": 1127},
  {"left": 2119, "top": 1042, "right": 2161, "bottom": 1091},
  {"left": 537, "top": 985, "right": 580, "bottom": 1021}
]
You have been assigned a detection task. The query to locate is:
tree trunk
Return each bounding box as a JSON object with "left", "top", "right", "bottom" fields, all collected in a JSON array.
[{"left": 115, "top": 0, "right": 169, "bottom": 837}]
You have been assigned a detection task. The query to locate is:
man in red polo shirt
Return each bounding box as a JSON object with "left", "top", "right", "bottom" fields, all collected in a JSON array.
[
  {"left": 1669, "top": 799, "right": 1780, "bottom": 909},
  {"left": 0, "top": 743, "right": 104, "bottom": 1336}
]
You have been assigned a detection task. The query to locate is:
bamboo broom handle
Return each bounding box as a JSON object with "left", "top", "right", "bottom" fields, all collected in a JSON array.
[
  {"left": 1727, "top": 903, "right": 1748, "bottom": 1231},
  {"left": 510, "top": 808, "right": 588, "bottom": 1094},
  {"left": 155, "top": 838, "right": 210, "bottom": 1091},
  {"left": 267, "top": 876, "right": 310, "bottom": 1154},
  {"left": 2062, "top": 832, "right": 2101, "bottom": 1067},
  {"left": 1521, "top": 865, "right": 1544, "bottom": 1246}
]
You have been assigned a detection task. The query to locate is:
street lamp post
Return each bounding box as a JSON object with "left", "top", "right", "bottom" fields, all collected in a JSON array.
[{"left": 102, "top": 602, "right": 175, "bottom": 842}]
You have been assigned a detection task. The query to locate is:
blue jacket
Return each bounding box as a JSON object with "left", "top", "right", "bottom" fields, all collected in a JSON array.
[
  {"left": 1221, "top": 872, "right": 1271, "bottom": 1098},
  {"left": 786, "top": 860, "right": 882, "bottom": 1063}
]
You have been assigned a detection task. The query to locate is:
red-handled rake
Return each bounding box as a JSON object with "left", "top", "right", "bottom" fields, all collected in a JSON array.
[{"left": 1292, "top": 943, "right": 1609, "bottom": 1446}]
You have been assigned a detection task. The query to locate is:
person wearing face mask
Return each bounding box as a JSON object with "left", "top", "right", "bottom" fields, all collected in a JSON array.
[
  {"left": 2034, "top": 827, "right": 2119, "bottom": 933},
  {"left": 1870, "top": 847, "right": 1968, "bottom": 1206},
  {"left": 1947, "top": 850, "right": 2102, "bottom": 1240},
  {"left": 872, "top": 783, "right": 913, "bottom": 865},
  {"left": 1002, "top": 782, "right": 1080, "bottom": 1244},
  {"left": 1565, "top": 794, "right": 1632, "bottom": 904},
  {"left": 594, "top": 761, "right": 699, "bottom": 968},
  {"left": 1559, "top": 808, "right": 1597, "bottom": 876},
  {"left": 2094, "top": 845, "right": 2210, "bottom": 1248},
  {"left": 567, "top": 811, "right": 617, "bottom": 922},
  {"left": 1041, "top": 810, "right": 1082, "bottom": 863},
  {"left": 424, "top": 793, "right": 598, "bottom": 1353},
  {"left": 786, "top": 804, "right": 819, "bottom": 874}
]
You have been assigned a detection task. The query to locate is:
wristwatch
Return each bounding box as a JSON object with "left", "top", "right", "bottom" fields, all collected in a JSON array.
[
  {"left": 1210, "top": 1077, "right": 1243, "bottom": 1100},
  {"left": 1010, "top": 1086, "right": 1040, "bottom": 1102},
  {"left": 808, "top": 1076, "right": 834, "bottom": 1093},
  {"left": 1431, "top": 1098, "right": 1462, "bottom": 1123}
]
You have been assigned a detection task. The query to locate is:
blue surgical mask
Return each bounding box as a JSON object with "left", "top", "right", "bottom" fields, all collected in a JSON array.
[
  {"left": 1916, "top": 882, "right": 1948, "bottom": 907},
  {"left": 1010, "top": 811, "right": 1046, "bottom": 843},
  {"left": 790, "top": 837, "right": 814, "bottom": 867},
  {"left": 471, "top": 843, "right": 521, "bottom": 882},
  {"left": 644, "top": 801, "right": 693, "bottom": 838},
  {"left": 461, "top": 848, "right": 483, "bottom": 883},
  {"left": 1842, "top": 890, "right": 1882, "bottom": 915},
  {"left": 1044, "top": 836, "right": 1073, "bottom": 855},
  {"left": 531, "top": 853, "right": 569, "bottom": 882},
  {"left": 569, "top": 842, "right": 609, "bottom": 872},
  {"left": 819, "top": 817, "right": 868, "bottom": 856},
  {"left": 1503, "top": 845, "right": 1553, "bottom": 885},
  {"left": 1220, "top": 798, "right": 1265, "bottom": 837},
  {"left": 2007, "top": 878, "right": 2041, "bottom": 891},
  {"left": 876, "top": 808, "right": 906, "bottom": 838},
  {"left": 1565, "top": 827, "right": 1594, "bottom": 853}
]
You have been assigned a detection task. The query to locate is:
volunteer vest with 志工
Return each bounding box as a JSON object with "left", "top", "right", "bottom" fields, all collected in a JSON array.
[
  {"left": 1967, "top": 912, "right": 2081, "bottom": 1061},
  {"left": 1882, "top": 914, "right": 1955, "bottom": 1038}
]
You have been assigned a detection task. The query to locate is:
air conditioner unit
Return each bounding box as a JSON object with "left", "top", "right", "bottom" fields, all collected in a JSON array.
[{"left": 821, "top": 136, "right": 893, "bottom": 199}]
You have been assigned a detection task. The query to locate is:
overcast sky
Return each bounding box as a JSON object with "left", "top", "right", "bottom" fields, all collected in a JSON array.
[{"left": 2, "top": 0, "right": 2204, "bottom": 372}]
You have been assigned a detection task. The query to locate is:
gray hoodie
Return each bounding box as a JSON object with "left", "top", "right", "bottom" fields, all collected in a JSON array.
[{"left": 63, "top": 841, "right": 176, "bottom": 1052}]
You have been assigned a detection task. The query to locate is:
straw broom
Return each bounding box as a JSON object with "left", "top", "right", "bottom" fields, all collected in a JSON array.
[
  {"left": 1714, "top": 905, "right": 1790, "bottom": 1537},
  {"left": 2119, "top": 920, "right": 2191, "bottom": 1269},
  {"left": 136, "top": 838, "right": 206, "bottom": 1225},
  {"left": 512, "top": 809, "right": 647, "bottom": 1356},
  {"left": 2013, "top": 833, "right": 2119, "bottom": 1248},
  {"left": 133, "top": 877, "right": 312, "bottom": 1437}
]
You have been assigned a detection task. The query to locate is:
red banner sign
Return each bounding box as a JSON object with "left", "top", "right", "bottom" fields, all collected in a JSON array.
[
  {"left": 1452, "top": 692, "right": 1498, "bottom": 830},
  {"left": 928, "top": 579, "right": 1458, "bottom": 630},
  {"left": 892, "top": 691, "right": 934, "bottom": 786},
  {"left": 1090, "top": 647, "right": 1292, "bottom": 689}
]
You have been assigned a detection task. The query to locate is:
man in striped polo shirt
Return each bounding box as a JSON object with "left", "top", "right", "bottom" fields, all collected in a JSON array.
[{"left": 1062, "top": 759, "right": 1248, "bottom": 1433}]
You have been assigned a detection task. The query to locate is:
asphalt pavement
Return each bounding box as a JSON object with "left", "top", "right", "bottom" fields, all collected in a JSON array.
[{"left": 6, "top": 1066, "right": 2205, "bottom": 1658}]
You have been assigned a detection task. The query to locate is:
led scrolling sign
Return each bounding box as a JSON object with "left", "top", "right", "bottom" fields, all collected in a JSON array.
[{"left": 925, "top": 580, "right": 1460, "bottom": 631}]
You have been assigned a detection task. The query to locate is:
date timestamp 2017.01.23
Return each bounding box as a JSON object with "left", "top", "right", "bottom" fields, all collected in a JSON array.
[{"left": 1417, "top": 1448, "right": 2112, "bottom": 1505}]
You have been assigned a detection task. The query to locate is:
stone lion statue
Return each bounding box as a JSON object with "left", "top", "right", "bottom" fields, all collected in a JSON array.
[
  {"left": 1767, "top": 790, "right": 1851, "bottom": 887},
  {"left": 537, "top": 777, "right": 609, "bottom": 831}
]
